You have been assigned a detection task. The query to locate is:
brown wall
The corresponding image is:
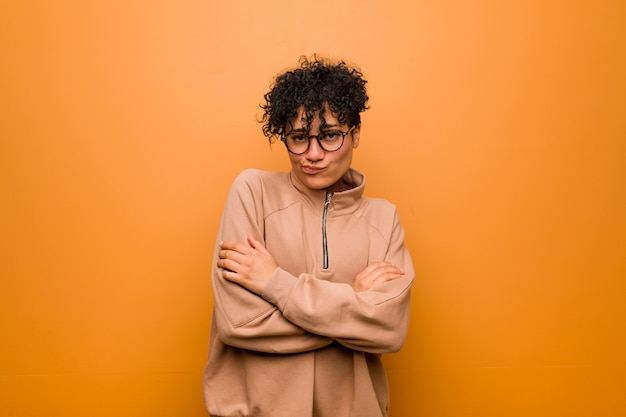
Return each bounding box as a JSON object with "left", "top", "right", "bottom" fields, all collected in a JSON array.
[{"left": 2, "top": 1, "right": 625, "bottom": 416}]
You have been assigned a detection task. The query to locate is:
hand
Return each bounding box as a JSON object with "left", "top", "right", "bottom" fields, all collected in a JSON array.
[
  {"left": 217, "top": 235, "right": 278, "bottom": 295},
  {"left": 353, "top": 261, "right": 404, "bottom": 292}
]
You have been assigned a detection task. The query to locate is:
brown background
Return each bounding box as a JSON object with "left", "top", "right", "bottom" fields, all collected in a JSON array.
[{"left": 2, "top": 1, "right": 625, "bottom": 415}]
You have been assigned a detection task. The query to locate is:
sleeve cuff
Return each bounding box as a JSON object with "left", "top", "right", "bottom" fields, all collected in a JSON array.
[{"left": 262, "top": 267, "right": 298, "bottom": 311}]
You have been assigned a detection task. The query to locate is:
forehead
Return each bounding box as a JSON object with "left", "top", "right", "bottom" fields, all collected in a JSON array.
[{"left": 291, "top": 105, "right": 340, "bottom": 129}]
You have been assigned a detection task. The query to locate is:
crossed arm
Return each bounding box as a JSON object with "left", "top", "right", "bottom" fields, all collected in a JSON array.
[
  {"left": 217, "top": 235, "right": 405, "bottom": 295},
  {"left": 214, "top": 233, "right": 412, "bottom": 354}
]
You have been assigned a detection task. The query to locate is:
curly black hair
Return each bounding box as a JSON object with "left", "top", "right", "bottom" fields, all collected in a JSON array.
[{"left": 260, "top": 55, "right": 369, "bottom": 142}]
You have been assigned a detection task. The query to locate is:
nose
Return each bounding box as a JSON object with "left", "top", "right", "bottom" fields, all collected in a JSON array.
[{"left": 305, "top": 135, "right": 325, "bottom": 161}]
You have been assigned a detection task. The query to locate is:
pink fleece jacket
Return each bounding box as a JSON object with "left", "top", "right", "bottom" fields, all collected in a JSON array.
[{"left": 203, "top": 168, "right": 414, "bottom": 417}]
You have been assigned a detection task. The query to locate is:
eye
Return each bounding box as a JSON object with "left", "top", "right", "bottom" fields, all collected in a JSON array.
[
  {"left": 289, "top": 134, "right": 309, "bottom": 143},
  {"left": 320, "top": 131, "right": 342, "bottom": 141}
]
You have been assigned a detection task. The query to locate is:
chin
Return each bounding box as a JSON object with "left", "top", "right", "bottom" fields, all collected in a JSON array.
[{"left": 302, "top": 177, "right": 332, "bottom": 191}]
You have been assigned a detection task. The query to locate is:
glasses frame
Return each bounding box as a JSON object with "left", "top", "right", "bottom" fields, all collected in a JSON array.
[{"left": 281, "top": 126, "right": 356, "bottom": 155}]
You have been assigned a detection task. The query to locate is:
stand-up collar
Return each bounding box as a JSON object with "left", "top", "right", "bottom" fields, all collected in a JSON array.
[{"left": 289, "top": 168, "right": 366, "bottom": 214}]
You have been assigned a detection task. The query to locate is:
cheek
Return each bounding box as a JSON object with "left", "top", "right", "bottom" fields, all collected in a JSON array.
[
  {"left": 288, "top": 153, "right": 302, "bottom": 166},
  {"left": 334, "top": 147, "right": 353, "bottom": 165}
]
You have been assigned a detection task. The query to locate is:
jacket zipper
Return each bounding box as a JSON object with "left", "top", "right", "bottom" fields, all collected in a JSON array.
[{"left": 322, "top": 191, "right": 333, "bottom": 269}]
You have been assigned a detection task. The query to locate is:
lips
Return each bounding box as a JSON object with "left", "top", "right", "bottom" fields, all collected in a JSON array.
[{"left": 302, "top": 165, "right": 326, "bottom": 175}]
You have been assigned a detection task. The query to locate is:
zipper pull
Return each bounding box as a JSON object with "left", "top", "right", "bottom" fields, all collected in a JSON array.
[{"left": 324, "top": 191, "right": 334, "bottom": 211}]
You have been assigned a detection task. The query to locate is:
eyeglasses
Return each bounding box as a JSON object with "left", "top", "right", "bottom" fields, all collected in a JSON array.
[{"left": 281, "top": 126, "right": 355, "bottom": 155}]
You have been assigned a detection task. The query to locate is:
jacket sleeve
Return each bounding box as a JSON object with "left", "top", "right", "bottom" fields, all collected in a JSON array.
[
  {"left": 211, "top": 170, "right": 333, "bottom": 354},
  {"left": 261, "top": 208, "right": 414, "bottom": 354}
]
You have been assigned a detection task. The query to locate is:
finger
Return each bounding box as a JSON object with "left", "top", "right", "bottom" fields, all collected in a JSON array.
[
  {"left": 246, "top": 235, "right": 269, "bottom": 254},
  {"left": 365, "top": 263, "right": 403, "bottom": 278},
  {"left": 364, "top": 264, "right": 403, "bottom": 284},
  {"left": 217, "top": 258, "right": 238, "bottom": 273},
  {"left": 219, "top": 240, "right": 249, "bottom": 253},
  {"left": 367, "top": 261, "right": 403, "bottom": 274},
  {"left": 359, "top": 261, "right": 389, "bottom": 275},
  {"left": 218, "top": 249, "right": 245, "bottom": 265},
  {"left": 371, "top": 262, "right": 404, "bottom": 275},
  {"left": 246, "top": 235, "right": 259, "bottom": 248},
  {"left": 221, "top": 268, "right": 238, "bottom": 282},
  {"left": 371, "top": 271, "right": 404, "bottom": 285}
]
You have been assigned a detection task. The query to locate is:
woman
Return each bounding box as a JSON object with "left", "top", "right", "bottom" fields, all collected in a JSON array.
[{"left": 203, "top": 55, "right": 414, "bottom": 417}]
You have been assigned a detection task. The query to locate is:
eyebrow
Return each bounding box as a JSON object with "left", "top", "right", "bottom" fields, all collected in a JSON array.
[{"left": 289, "top": 124, "right": 341, "bottom": 133}]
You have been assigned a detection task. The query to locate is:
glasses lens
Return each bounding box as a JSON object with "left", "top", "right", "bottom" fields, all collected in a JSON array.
[
  {"left": 285, "top": 133, "right": 309, "bottom": 154},
  {"left": 318, "top": 130, "right": 345, "bottom": 152}
]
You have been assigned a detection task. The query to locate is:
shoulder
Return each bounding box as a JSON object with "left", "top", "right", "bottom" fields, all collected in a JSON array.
[
  {"left": 225, "top": 169, "right": 300, "bottom": 216},
  {"left": 357, "top": 196, "right": 401, "bottom": 233},
  {"left": 231, "top": 169, "right": 288, "bottom": 189},
  {"left": 360, "top": 195, "right": 398, "bottom": 216},
  {"left": 228, "top": 169, "right": 292, "bottom": 204}
]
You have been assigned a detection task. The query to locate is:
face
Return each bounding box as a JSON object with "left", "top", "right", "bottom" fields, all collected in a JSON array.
[{"left": 285, "top": 106, "right": 360, "bottom": 191}]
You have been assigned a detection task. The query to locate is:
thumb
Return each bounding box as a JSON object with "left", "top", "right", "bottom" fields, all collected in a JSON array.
[{"left": 247, "top": 235, "right": 264, "bottom": 249}]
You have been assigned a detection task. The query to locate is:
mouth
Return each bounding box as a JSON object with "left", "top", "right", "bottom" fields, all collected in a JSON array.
[{"left": 302, "top": 165, "right": 326, "bottom": 175}]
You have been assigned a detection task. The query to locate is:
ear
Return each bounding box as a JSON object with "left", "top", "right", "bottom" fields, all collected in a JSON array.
[{"left": 351, "top": 126, "right": 361, "bottom": 148}]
